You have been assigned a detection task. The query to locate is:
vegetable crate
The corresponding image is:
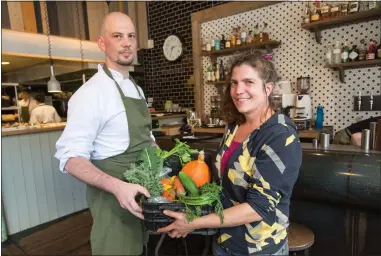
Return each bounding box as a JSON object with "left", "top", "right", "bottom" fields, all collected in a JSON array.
[{"left": 142, "top": 199, "right": 218, "bottom": 235}]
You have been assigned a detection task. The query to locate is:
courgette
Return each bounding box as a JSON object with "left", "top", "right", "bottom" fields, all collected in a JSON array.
[{"left": 178, "top": 171, "right": 199, "bottom": 196}]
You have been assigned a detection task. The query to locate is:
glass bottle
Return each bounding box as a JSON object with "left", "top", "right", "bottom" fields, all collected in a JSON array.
[
  {"left": 206, "top": 38, "right": 211, "bottom": 52},
  {"left": 236, "top": 26, "right": 242, "bottom": 46},
  {"left": 241, "top": 24, "right": 247, "bottom": 44},
  {"left": 225, "top": 35, "right": 231, "bottom": 48},
  {"left": 359, "top": 39, "right": 367, "bottom": 61},
  {"left": 220, "top": 35, "right": 225, "bottom": 50},
  {"left": 359, "top": 1, "right": 369, "bottom": 12},
  {"left": 349, "top": 45, "right": 359, "bottom": 62},
  {"left": 215, "top": 62, "right": 220, "bottom": 81},
  {"left": 215, "top": 37, "right": 221, "bottom": 51},
  {"left": 348, "top": 1, "right": 359, "bottom": 14},
  {"left": 341, "top": 42, "right": 350, "bottom": 63},
  {"left": 219, "top": 60, "right": 225, "bottom": 81},
  {"left": 303, "top": 3, "right": 311, "bottom": 24},
  {"left": 325, "top": 45, "right": 333, "bottom": 65},
  {"left": 247, "top": 30, "right": 253, "bottom": 44},
  {"left": 211, "top": 38, "right": 216, "bottom": 51},
  {"left": 333, "top": 41, "right": 342, "bottom": 64},
  {"left": 231, "top": 28, "right": 236, "bottom": 47},
  {"left": 330, "top": 3, "right": 341, "bottom": 18},
  {"left": 321, "top": 2, "right": 331, "bottom": 20},
  {"left": 377, "top": 39, "right": 381, "bottom": 59},
  {"left": 207, "top": 66, "right": 212, "bottom": 81},
  {"left": 254, "top": 24, "right": 260, "bottom": 44},
  {"left": 259, "top": 23, "right": 264, "bottom": 43},
  {"left": 341, "top": 2, "right": 349, "bottom": 16},
  {"left": 310, "top": 1, "right": 321, "bottom": 22},
  {"left": 366, "top": 39, "right": 377, "bottom": 60},
  {"left": 262, "top": 22, "right": 270, "bottom": 42}
]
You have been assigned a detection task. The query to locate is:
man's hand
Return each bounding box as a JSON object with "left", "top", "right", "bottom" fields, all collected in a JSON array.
[{"left": 113, "top": 181, "right": 150, "bottom": 219}]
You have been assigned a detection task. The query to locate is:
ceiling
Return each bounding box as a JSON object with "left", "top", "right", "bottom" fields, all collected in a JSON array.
[{"left": 1, "top": 54, "right": 49, "bottom": 73}]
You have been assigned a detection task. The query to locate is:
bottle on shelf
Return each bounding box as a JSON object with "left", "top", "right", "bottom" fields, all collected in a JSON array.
[
  {"left": 247, "top": 30, "right": 253, "bottom": 44},
  {"left": 236, "top": 26, "right": 242, "bottom": 46},
  {"left": 211, "top": 38, "right": 216, "bottom": 51},
  {"left": 366, "top": 39, "right": 377, "bottom": 60},
  {"left": 315, "top": 104, "right": 324, "bottom": 129},
  {"left": 340, "top": 2, "right": 349, "bottom": 16},
  {"left": 341, "top": 42, "right": 350, "bottom": 63},
  {"left": 359, "top": 1, "right": 369, "bottom": 12},
  {"left": 220, "top": 35, "right": 225, "bottom": 50},
  {"left": 303, "top": 3, "right": 311, "bottom": 24},
  {"left": 225, "top": 35, "right": 231, "bottom": 48},
  {"left": 241, "top": 24, "right": 247, "bottom": 44},
  {"left": 349, "top": 45, "right": 359, "bottom": 62},
  {"left": 253, "top": 24, "right": 260, "bottom": 44},
  {"left": 259, "top": 23, "right": 264, "bottom": 43},
  {"left": 206, "top": 38, "right": 211, "bottom": 52},
  {"left": 231, "top": 28, "right": 237, "bottom": 47},
  {"left": 310, "top": 1, "right": 321, "bottom": 22},
  {"left": 376, "top": 39, "right": 381, "bottom": 59},
  {"left": 211, "top": 64, "right": 216, "bottom": 82},
  {"left": 215, "top": 62, "right": 220, "bottom": 81},
  {"left": 330, "top": 2, "right": 341, "bottom": 18},
  {"left": 333, "top": 41, "right": 342, "bottom": 64},
  {"left": 207, "top": 66, "right": 212, "bottom": 81},
  {"left": 215, "top": 37, "right": 221, "bottom": 51},
  {"left": 321, "top": 2, "right": 331, "bottom": 20},
  {"left": 359, "top": 39, "right": 367, "bottom": 61},
  {"left": 368, "top": 1, "right": 380, "bottom": 9},
  {"left": 262, "top": 22, "right": 270, "bottom": 42},
  {"left": 348, "top": 1, "right": 359, "bottom": 14},
  {"left": 219, "top": 60, "right": 225, "bottom": 81},
  {"left": 325, "top": 45, "right": 333, "bottom": 65}
]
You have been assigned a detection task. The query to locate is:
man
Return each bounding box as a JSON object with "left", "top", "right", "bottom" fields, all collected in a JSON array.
[
  {"left": 333, "top": 116, "right": 381, "bottom": 145},
  {"left": 29, "top": 94, "right": 61, "bottom": 124},
  {"left": 55, "top": 12, "right": 156, "bottom": 255},
  {"left": 18, "top": 88, "right": 38, "bottom": 122}
]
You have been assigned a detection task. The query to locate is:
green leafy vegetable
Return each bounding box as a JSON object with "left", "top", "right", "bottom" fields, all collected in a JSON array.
[
  {"left": 178, "top": 182, "right": 224, "bottom": 224},
  {"left": 157, "top": 139, "right": 197, "bottom": 165}
]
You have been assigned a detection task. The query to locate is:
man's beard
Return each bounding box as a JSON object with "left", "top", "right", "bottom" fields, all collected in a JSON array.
[{"left": 116, "top": 54, "right": 133, "bottom": 66}]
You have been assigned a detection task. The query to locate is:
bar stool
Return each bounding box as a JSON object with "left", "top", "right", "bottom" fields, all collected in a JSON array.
[{"left": 288, "top": 222, "right": 314, "bottom": 256}]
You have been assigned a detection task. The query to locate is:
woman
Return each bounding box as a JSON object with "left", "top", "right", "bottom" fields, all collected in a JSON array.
[{"left": 158, "top": 54, "right": 302, "bottom": 256}]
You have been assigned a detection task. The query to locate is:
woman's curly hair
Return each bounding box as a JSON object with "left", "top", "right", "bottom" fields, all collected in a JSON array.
[{"left": 223, "top": 53, "right": 279, "bottom": 125}]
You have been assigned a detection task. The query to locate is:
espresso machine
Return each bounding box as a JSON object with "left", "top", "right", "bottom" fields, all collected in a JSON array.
[{"left": 293, "top": 76, "right": 312, "bottom": 130}]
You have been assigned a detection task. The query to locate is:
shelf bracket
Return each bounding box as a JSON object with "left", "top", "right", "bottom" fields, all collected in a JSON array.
[
  {"left": 313, "top": 30, "right": 322, "bottom": 44},
  {"left": 338, "top": 67, "right": 345, "bottom": 83}
]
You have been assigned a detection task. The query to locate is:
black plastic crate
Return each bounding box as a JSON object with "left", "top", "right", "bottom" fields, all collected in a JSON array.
[{"left": 142, "top": 199, "right": 218, "bottom": 235}]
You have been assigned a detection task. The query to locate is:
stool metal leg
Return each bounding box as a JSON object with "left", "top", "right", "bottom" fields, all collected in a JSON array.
[{"left": 155, "top": 233, "right": 166, "bottom": 256}]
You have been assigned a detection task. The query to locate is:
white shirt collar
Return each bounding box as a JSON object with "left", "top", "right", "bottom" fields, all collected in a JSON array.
[{"left": 98, "top": 64, "right": 129, "bottom": 83}]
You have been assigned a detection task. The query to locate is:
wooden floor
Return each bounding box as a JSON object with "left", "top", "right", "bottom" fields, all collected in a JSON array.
[{"left": 2, "top": 210, "right": 92, "bottom": 256}]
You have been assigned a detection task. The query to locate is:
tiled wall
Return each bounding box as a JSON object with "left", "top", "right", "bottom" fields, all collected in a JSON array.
[{"left": 142, "top": 1, "right": 226, "bottom": 110}]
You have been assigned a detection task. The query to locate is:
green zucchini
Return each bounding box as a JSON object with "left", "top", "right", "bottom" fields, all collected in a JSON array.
[{"left": 178, "top": 171, "right": 199, "bottom": 196}]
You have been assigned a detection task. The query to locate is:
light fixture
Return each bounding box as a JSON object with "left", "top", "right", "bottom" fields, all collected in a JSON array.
[
  {"left": 1, "top": 62, "right": 10, "bottom": 65},
  {"left": 43, "top": 2, "right": 61, "bottom": 93},
  {"left": 76, "top": 2, "right": 86, "bottom": 84}
]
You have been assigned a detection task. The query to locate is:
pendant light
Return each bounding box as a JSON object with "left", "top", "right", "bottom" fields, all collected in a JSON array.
[
  {"left": 76, "top": 2, "right": 86, "bottom": 84},
  {"left": 43, "top": 2, "right": 61, "bottom": 93}
]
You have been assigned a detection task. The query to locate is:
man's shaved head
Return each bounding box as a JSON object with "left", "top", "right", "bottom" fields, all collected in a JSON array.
[
  {"left": 100, "top": 12, "right": 135, "bottom": 37},
  {"left": 97, "top": 12, "right": 137, "bottom": 71}
]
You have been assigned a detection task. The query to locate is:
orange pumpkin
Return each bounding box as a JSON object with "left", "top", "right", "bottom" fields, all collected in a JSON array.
[{"left": 182, "top": 151, "right": 211, "bottom": 187}]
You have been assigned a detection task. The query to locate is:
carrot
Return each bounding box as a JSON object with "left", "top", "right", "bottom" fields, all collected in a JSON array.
[{"left": 162, "top": 189, "right": 176, "bottom": 201}]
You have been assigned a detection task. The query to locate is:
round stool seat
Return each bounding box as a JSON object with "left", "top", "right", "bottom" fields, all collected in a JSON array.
[{"left": 288, "top": 222, "right": 314, "bottom": 252}]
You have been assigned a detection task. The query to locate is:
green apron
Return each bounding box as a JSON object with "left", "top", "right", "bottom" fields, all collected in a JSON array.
[{"left": 86, "top": 64, "right": 152, "bottom": 255}]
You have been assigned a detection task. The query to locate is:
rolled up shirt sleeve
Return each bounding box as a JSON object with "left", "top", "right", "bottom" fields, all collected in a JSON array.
[
  {"left": 246, "top": 131, "right": 302, "bottom": 221},
  {"left": 55, "top": 86, "right": 103, "bottom": 173}
]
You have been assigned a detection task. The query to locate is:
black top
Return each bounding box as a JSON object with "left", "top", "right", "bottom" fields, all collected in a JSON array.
[{"left": 212, "top": 112, "right": 302, "bottom": 255}]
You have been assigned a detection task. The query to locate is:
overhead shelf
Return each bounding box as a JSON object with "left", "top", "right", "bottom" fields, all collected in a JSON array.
[
  {"left": 201, "top": 40, "right": 281, "bottom": 57},
  {"left": 206, "top": 80, "right": 228, "bottom": 86},
  {"left": 325, "top": 59, "right": 381, "bottom": 83},
  {"left": 2, "top": 106, "right": 20, "bottom": 110},
  {"left": 302, "top": 8, "right": 381, "bottom": 44}
]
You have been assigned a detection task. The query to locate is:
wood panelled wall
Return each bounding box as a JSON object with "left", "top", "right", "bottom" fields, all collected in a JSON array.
[
  {"left": 1, "top": 1, "right": 148, "bottom": 48},
  {"left": 2, "top": 131, "right": 88, "bottom": 235}
]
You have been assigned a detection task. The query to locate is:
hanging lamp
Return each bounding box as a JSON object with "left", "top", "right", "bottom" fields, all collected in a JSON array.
[
  {"left": 76, "top": 2, "right": 86, "bottom": 84},
  {"left": 43, "top": 2, "right": 61, "bottom": 93}
]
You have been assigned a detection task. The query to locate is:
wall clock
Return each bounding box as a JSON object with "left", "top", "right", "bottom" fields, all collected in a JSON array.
[{"left": 163, "top": 35, "right": 183, "bottom": 61}]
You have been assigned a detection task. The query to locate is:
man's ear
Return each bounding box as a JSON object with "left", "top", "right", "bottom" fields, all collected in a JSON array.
[{"left": 97, "top": 36, "right": 105, "bottom": 52}]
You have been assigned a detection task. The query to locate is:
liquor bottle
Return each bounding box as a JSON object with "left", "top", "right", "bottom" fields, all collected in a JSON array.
[
  {"left": 262, "top": 22, "right": 270, "bottom": 42},
  {"left": 220, "top": 35, "right": 225, "bottom": 50},
  {"left": 348, "top": 45, "right": 359, "bottom": 62},
  {"left": 303, "top": 3, "right": 311, "bottom": 24},
  {"left": 341, "top": 42, "right": 350, "bottom": 63},
  {"left": 219, "top": 60, "right": 225, "bottom": 81},
  {"left": 241, "top": 24, "right": 247, "bottom": 44},
  {"left": 333, "top": 41, "right": 342, "bottom": 64},
  {"left": 231, "top": 28, "right": 237, "bottom": 47},
  {"left": 359, "top": 39, "right": 367, "bottom": 61},
  {"left": 330, "top": 3, "right": 341, "bottom": 18},
  {"left": 348, "top": 1, "right": 359, "bottom": 14},
  {"left": 215, "top": 63, "right": 220, "bottom": 81},
  {"left": 325, "top": 46, "right": 333, "bottom": 65},
  {"left": 310, "top": 1, "right": 321, "bottom": 22},
  {"left": 225, "top": 35, "right": 231, "bottom": 48},
  {"left": 377, "top": 39, "right": 381, "bottom": 59},
  {"left": 247, "top": 30, "right": 253, "bottom": 44},
  {"left": 236, "top": 26, "right": 242, "bottom": 46},
  {"left": 341, "top": 2, "right": 349, "bottom": 16},
  {"left": 321, "top": 2, "right": 331, "bottom": 20},
  {"left": 254, "top": 24, "right": 260, "bottom": 44},
  {"left": 366, "top": 39, "right": 377, "bottom": 60}
]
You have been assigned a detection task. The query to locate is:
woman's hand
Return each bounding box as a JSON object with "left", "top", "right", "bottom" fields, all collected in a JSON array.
[{"left": 157, "top": 210, "right": 195, "bottom": 238}]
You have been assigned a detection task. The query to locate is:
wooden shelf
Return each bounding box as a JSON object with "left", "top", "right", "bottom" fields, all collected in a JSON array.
[
  {"left": 206, "top": 80, "right": 228, "bottom": 85},
  {"left": 201, "top": 40, "right": 281, "bottom": 57},
  {"left": 302, "top": 8, "right": 381, "bottom": 43},
  {"left": 325, "top": 59, "right": 381, "bottom": 82}
]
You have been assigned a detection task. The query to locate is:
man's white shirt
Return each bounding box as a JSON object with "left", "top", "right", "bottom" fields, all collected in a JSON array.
[{"left": 55, "top": 64, "right": 155, "bottom": 172}]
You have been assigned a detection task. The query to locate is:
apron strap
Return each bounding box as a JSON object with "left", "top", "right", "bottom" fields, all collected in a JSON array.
[{"left": 102, "top": 64, "right": 143, "bottom": 99}]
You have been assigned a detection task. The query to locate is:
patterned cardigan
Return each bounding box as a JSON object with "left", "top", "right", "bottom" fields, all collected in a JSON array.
[{"left": 212, "top": 113, "right": 302, "bottom": 255}]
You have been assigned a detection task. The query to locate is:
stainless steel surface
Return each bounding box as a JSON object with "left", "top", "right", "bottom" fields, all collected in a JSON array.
[
  {"left": 369, "top": 122, "right": 377, "bottom": 149},
  {"left": 320, "top": 133, "right": 330, "bottom": 148},
  {"left": 361, "top": 129, "right": 370, "bottom": 150}
]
